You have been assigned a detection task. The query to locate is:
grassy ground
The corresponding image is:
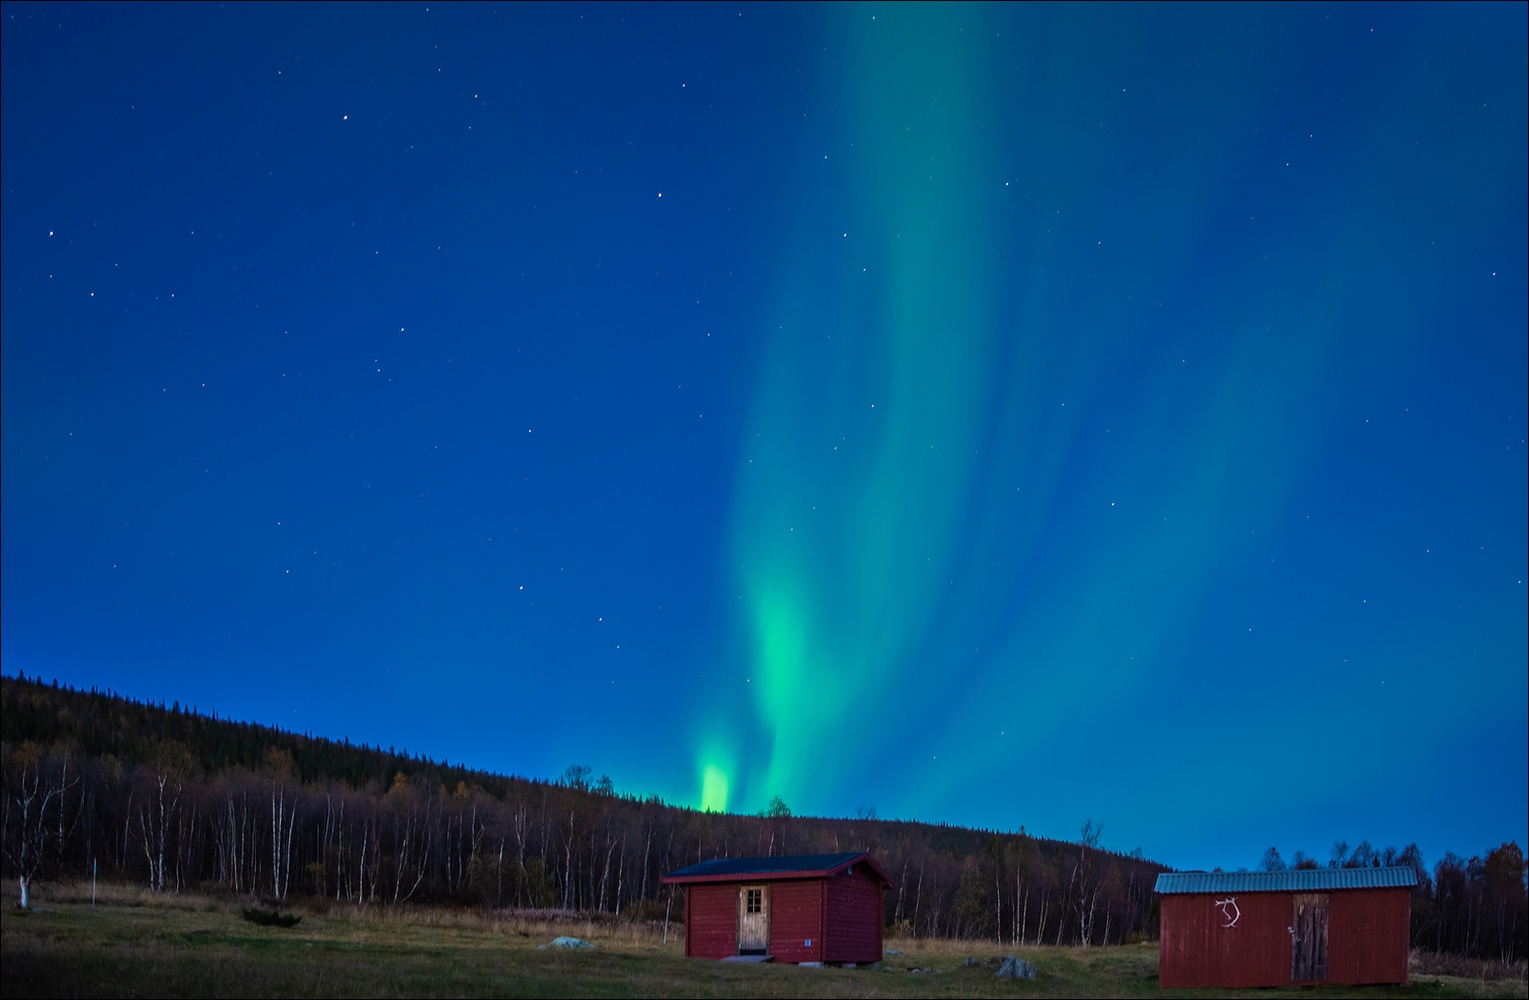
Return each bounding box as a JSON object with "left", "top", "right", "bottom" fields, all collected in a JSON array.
[{"left": 2, "top": 881, "right": 1525, "bottom": 999}]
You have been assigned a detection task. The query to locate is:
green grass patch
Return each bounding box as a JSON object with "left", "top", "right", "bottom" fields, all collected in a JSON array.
[{"left": 2, "top": 884, "right": 1525, "bottom": 998}]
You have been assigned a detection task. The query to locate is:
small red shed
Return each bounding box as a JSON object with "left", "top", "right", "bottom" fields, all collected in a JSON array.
[
  {"left": 661, "top": 852, "right": 894, "bottom": 965},
  {"left": 1156, "top": 866, "right": 1417, "bottom": 989}
]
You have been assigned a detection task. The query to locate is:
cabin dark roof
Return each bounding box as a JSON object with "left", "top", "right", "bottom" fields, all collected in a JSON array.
[
  {"left": 1155, "top": 866, "right": 1418, "bottom": 895},
  {"left": 662, "top": 851, "right": 894, "bottom": 886}
]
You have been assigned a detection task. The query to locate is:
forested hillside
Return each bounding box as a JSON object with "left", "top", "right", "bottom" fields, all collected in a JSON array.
[
  {"left": 3, "top": 674, "right": 1524, "bottom": 963},
  {"left": 1, "top": 674, "right": 1159, "bottom": 943}
]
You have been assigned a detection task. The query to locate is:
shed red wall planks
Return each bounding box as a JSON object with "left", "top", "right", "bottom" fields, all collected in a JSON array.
[
  {"left": 768, "top": 880, "right": 823, "bottom": 964},
  {"left": 1328, "top": 888, "right": 1411, "bottom": 985},
  {"left": 824, "top": 867, "right": 885, "bottom": 964},
  {"left": 1159, "top": 888, "right": 1411, "bottom": 988},
  {"left": 1160, "top": 893, "right": 1292, "bottom": 988},
  {"left": 684, "top": 883, "right": 738, "bottom": 960}
]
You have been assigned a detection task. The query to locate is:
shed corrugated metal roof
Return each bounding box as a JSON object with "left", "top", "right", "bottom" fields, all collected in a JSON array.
[
  {"left": 1155, "top": 866, "right": 1418, "bottom": 895},
  {"left": 662, "top": 851, "right": 893, "bottom": 886}
]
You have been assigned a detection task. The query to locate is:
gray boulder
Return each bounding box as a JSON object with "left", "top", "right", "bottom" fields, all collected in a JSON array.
[
  {"left": 548, "top": 935, "right": 593, "bottom": 949},
  {"left": 995, "top": 955, "right": 1037, "bottom": 979}
]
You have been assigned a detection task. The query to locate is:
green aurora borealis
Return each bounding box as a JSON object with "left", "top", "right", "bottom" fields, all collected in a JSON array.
[
  {"left": 718, "top": 7, "right": 1010, "bottom": 809},
  {"left": 701, "top": 5, "right": 1526, "bottom": 850}
]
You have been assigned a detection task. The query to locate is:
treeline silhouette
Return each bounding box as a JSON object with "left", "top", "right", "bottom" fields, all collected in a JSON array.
[
  {"left": 3, "top": 674, "right": 1523, "bottom": 962},
  {"left": 2, "top": 674, "right": 1159, "bottom": 944}
]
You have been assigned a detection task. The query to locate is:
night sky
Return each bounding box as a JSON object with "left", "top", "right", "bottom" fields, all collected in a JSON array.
[{"left": 3, "top": 3, "right": 1524, "bottom": 870}]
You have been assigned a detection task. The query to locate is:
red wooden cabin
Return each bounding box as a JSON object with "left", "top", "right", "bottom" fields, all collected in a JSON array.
[
  {"left": 1156, "top": 866, "right": 1417, "bottom": 989},
  {"left": 661, "top": 852, "right": 894, "bottom": 965}
]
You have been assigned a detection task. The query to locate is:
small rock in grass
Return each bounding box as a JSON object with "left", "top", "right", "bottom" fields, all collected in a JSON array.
[
  {"left": 548, "top": 935, "right": 593, "bottom": 949},
  {"left": 995, "top": 955, "right": 1038, "bottom": 979}
]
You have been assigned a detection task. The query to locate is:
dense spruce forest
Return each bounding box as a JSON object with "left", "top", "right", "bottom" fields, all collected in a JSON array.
[{"left": 3, "top": 674, "right": 1524, "bottom": 963}]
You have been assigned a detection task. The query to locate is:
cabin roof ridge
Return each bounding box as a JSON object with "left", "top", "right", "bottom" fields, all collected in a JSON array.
[{"left": 661, "top": 850, "right": 895, "bottom": 886}]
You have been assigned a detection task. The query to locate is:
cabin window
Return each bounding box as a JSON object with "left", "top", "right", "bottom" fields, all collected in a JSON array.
[{"left": 745, "top": 887, "right": 762, "bottom": 914}]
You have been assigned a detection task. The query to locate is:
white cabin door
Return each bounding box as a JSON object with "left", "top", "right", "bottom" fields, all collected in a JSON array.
[{"left": 737, "top": 884, "right": 769, "bottom": 953}]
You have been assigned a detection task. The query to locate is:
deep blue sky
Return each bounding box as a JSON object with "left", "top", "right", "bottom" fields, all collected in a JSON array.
[{"left": 3, "top": 2, "right": 1524, "bottom": 870}]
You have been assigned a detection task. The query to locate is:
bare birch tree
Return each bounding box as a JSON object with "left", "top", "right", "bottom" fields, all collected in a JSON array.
[{"left": 2, "top": 741, "right": 77, "bottom": 908}]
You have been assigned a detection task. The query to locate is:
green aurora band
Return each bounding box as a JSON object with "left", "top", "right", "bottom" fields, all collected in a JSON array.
[
  {"left": 694, "top": 4, "right": 1524, "bottom": 828},
  {"left": 707, "top": 7, "right": 1018, "bottom": 811}
]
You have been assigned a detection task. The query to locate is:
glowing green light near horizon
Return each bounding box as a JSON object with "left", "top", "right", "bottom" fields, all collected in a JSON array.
[{"left": 699, "top": 764, "right": 730, "bottom": 813}]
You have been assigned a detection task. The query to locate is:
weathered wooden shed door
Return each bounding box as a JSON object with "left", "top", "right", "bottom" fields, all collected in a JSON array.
[
  {"left": 737, "top": 885, "right": 769, "bottom": 953},
  {"left": 1291, "top": 893, "right": 1330, "bottom": 981}
]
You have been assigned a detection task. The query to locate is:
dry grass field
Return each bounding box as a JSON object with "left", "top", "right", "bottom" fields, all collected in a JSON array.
[{"left": 2, "top": 881, "right": 1525, "bottom": 999}]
